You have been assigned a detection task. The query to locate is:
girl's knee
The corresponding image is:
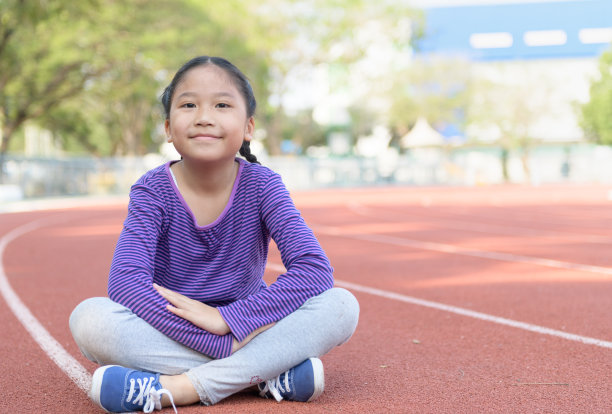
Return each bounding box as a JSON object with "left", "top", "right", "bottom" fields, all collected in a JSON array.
[
  {"left": 321, "top": 287, "right": 360, "bottom": 341},
  {"left": 69, "top": 297, "right": 108, "bottom": 337},
  {"left": 328, "top": 287, "right": 359, "bottom": 316},
  {"left": 69, "top": 297, "right": 117, "bottom": 360}
]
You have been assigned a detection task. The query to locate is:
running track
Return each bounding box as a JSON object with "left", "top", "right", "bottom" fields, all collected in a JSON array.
[{"left": 1, "top": 184, "right": 611, "bottom": 413}]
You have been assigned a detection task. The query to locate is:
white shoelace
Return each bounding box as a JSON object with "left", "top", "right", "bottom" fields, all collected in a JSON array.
[
  {"left": 259, "top": 373, "right": 291, "bottom": 402},
  {"left": 126, "top": 376, "right": 178, "bottom": 413}
]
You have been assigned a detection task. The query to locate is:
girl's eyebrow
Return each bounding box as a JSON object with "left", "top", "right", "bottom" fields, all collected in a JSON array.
[
  {"left": 176, "top": 91, "right": 198, "bottom": 100},
  {"left": 212, "top": 91, "right": 238, "bottom": 98},
  {"left": 176, "top": 91, "right": 238, "bottom": 100}
]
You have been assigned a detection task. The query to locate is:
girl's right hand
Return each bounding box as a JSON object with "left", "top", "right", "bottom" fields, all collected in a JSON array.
[
  {"left": 231, "top": 322, "right": 275, "bottom": 353},
  {"left": 153, "top": 283, "right": 230, "bottom": 335}
]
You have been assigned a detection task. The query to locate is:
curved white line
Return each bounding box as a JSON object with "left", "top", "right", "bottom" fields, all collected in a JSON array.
[
  {"left": 0, "top": 218, "right": 92, "bottom": 393},
  {"left": 2, "top": 206, "right": 609, "bottom": 405}
]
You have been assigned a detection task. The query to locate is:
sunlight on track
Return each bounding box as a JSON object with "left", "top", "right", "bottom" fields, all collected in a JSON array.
[
  {"left": 0, "top": 218, "right": 92, "bottom": 394},
  {"left": 266, "top": 262, "right": 612, "bottom": 350},
  {"left": 347, "top": 203, "right": 612, "bottom": 245},
  {"left": 1, "top": 201, "right": 609, "bottom": 406},
  {"left": 311, "top": 224, "right": 612, "bottom": 278}
]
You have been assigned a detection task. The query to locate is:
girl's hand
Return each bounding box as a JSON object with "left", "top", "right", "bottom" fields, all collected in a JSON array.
[
  {"left": 153, "top": 283, "right": 230, "bottom": 336},
  {"left": 231, "top": 322, "right": 275, "bottom": 353}
]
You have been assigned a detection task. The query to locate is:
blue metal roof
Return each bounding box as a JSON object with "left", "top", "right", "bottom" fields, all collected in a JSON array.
[{"left": 417, "top": 0, "right": 612, "bottom": 60}]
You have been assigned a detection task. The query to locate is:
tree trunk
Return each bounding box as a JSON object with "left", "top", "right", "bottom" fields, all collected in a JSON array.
[
  {"left": 0, "top": 124, "right": 14, "bottom": 184},
  {"left": 520, "top": 148, "right": 531, "bottom": 183},
  {"left": 500, "top": 147, "right": 509, "bottom": 183},
  {"left": 266, "top": 104, "right": 284, "bottom": 156}
]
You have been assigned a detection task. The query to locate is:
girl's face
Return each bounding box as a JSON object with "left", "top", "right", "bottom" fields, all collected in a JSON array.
[{"left": 165, "top": 65, "right": 254, "bottom": 164}]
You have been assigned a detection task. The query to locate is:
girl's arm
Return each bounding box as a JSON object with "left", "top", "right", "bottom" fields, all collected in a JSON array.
[
  {"left": 108, "top": 183, "right": 234, "bottom": 359},
  {"left": 217, "top": 173, "right": 334, "bottom": 342},
  {"left": 153, "top": 283, "right": 274, "bottom": 352}
]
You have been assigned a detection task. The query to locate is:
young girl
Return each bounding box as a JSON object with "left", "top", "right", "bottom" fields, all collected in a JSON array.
[{"left": 69, "top": 56, "right": 359, "bottom": 413}]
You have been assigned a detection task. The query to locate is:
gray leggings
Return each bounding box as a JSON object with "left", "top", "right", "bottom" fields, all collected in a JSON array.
[{"left": 69, "top": 288, "right": 359, "bottom": 405}]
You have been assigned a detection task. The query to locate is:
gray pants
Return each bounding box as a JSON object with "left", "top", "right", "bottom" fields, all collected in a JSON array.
[{"left": 69, "top": 288, "right": 359, "bottom": 405}]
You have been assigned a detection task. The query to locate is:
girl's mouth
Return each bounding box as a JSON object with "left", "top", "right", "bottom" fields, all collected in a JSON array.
[{"left": 190, "top": 134, "right": 221, "bottom": 141}]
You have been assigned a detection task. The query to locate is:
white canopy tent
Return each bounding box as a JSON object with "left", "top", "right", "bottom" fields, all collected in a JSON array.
[{"left": 400, "top": 117, "right": 445, "bottom": 148}]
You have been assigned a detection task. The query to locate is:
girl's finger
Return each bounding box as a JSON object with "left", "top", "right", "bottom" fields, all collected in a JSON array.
[
  {"left": 154, "top": 283, "right": 200, "bottom": 315},
  {"left": 155, "top": 286, "right": 174, "bottom": 300},
  {"left": 154, "top": 283, "right": 186, "bottom": 302},
  {"left": 166, "top": 304, "right": 184, "bottom": 316}
]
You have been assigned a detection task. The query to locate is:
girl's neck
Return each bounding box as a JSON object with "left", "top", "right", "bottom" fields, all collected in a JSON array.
[{"left": 173, "top": 158, "right": 238, "bottom": 195}]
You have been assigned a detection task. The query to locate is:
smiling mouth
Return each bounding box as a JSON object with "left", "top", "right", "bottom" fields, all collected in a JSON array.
[{"left": 190, "top": 135, "right": 221, "bottom": 140}]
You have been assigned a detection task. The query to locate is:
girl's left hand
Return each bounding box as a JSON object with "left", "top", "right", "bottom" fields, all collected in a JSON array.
[{"left": 153, "top": 283, "right": 230, "bottom": 336}]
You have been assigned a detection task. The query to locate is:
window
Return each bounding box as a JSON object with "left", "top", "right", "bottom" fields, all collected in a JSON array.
[
  {"left": 579, "top": 27, "right": 612, "bottom": 44},
  {"left": 469, "top": 32, "right": 513, "bottom": 49},
  {"left": 523, "top": 30, "right": 567, "bottom": 47}
]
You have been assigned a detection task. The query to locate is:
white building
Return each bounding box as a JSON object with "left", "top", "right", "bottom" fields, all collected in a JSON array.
[{"left": 416, "top": 0, "right": 612, "bottom": 143}]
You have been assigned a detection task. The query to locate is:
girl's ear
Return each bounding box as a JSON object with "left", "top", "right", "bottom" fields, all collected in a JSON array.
[
  {"left": 165, "top": 119, "right": 173, "bottom": 142},
  {"left": 244, "top": 117, "right": 255, "bottom": 142}
]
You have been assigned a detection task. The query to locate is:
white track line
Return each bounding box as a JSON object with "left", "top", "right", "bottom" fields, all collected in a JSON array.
[
  {"left": 0, "top": 218, "right": 92, "bottom": 393},
  {"left": 267, "top": 262, "right": 612, "bottom": 349},
  {"left": 312, "top": 225, "right": 612, "bottom": 277},
  {"left": 1, "top": 212, "right": 609, "bottom": 404}
]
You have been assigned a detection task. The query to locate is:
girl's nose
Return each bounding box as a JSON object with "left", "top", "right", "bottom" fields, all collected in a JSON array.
[{"left": 195, "top": 107, "right": 214, "bottom": 126}]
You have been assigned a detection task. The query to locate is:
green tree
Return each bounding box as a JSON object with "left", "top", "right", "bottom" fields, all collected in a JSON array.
[
  {"left": 581, "top": 49, "right": 612, "bottom": 145},
  {"left": 0, "top": 0, "right": 110, "bottom": 158},
  {"left": 466, "top": 64, "right": 557, "bottom": 182},
  {"left": 388, "top": 57, "right": 471, "bottom": 140},
  {"left": 1, "top": 0, "right": 271, "bottom": 160},
  {"left": 1, "top": 0, "right": 419, "bottom": 164},
  {"left": 248, "top": 0, "right": 420, "bottom": 154}
]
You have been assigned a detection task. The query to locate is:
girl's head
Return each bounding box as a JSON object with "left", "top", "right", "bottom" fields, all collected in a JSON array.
[{"left": 161, "top": 56, "right": 259, "bottom": 164}]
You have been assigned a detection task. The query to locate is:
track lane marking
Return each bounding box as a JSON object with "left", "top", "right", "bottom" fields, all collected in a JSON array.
[
  {"left": 267, "top": 262, "right": 612, "bottom": 349},
  {"left": 347, "top": 201, "right": 612, "bottom": 246},
  {"left": 0, "top": 218, "right": 92, "bottom": 393},
  {"left": 2, "top": 211, "right": 609, "bottom": 405},
  {"left": 312, "top": 224, "right": 612, "bottom": 277}
]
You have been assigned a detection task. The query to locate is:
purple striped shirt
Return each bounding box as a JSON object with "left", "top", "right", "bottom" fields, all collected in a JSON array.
[{"left": 108, "top": 159, "right": 334, "bottom": 359}]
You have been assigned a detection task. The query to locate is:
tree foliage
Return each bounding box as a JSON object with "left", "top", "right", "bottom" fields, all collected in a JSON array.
[
  {"left": 0, "top": 0, "right": 269, "bottom": 158},
  {"left": 581, "top": 49, "right": 612, "bottom": 145},
  {"left": 247, "top": 0, "right": 420, "bottom": 153},
  {"left": 0, "top": 0, "right": 420, "bottom": 162},
  {"left": 465, "top": 64, "right": 561, "bottom": 181},
  {"left": 0, "top": 0, "right": 108, "bottom": 154},
  {"left": 387, "top": 57, "right": 470, "bottom": 138}
]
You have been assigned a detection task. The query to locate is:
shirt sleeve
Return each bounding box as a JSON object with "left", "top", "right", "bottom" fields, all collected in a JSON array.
[
  {"left": 107, "top": 182, "right": 234, "bottom": 359},
  {"left": 218, "top": 173, "right": 334, "bottom": 342}
]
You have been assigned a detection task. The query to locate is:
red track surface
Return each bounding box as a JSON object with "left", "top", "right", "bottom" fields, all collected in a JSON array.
[{"left": 1, "top": 184, "right": 611, "bottom": 413}]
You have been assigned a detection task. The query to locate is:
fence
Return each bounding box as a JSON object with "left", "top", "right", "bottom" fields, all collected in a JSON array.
[{"left": 1, "top": 143, "right": 611, "bottom": 202}]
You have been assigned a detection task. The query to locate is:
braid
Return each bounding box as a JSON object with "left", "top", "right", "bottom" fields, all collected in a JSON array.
[{"left": 239, "top": 141, "right": 260, "bottom": 164}]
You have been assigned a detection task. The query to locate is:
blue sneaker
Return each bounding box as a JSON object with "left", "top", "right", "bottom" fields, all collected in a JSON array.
[
  {"left": 90, "top": 365, "right": 176, "bottom": 413},
  {"left": 258, "top": 357, "right": 324, "bottom": 402}
]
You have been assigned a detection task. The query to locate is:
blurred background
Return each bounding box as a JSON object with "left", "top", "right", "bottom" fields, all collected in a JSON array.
[{"left": 1, "top": 0, "right": 611, "bottom": 202}]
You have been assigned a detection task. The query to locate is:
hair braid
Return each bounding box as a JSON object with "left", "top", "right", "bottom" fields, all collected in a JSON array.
[{"left": 239, "top": 141, "right": 260, "bottom": 164}]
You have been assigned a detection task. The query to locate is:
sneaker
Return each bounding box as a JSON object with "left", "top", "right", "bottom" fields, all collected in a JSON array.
[
  {"left": 258, "top": 357, "right": 324, "bottom": 402},
  {"left": 90, "top": 365, "right": 177, "bottom": 413}
]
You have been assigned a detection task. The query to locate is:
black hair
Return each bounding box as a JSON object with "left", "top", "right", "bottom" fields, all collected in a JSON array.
[{"left": 161, "top": 56, "right": 260, "bottom": 164}]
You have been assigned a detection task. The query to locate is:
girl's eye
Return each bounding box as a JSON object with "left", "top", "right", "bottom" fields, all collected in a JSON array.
[
  {"left": 180, "top": 103, "right": 196, "bottom": 108},
  {"left": 216, "top": 103, "right": 231, "bottom": 109}
]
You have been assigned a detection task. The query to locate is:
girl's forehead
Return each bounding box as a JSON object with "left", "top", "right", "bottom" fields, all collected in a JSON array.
[{"left": 176, "top": 65, "right": 236, "bottom": 94}]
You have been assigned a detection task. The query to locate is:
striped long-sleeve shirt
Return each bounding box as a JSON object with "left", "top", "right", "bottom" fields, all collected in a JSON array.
[{"left": 108, "top": 158, "right": 334, "bottom": 359}]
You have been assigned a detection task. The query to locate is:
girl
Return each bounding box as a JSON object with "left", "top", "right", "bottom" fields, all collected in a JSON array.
[{"left": 69, "top": 56, "right": 359, "bottom": 413}]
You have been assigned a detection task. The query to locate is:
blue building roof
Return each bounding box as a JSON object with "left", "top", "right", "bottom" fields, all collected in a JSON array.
[{"left": 417, "top": 0, "right": 612, "bottom": 60}]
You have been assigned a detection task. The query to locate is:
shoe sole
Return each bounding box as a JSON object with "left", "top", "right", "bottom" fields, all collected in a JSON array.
[
  {"left": 307, "top": 357, "right": 325, "bottom": 402},
  {"left": 90, "top": 365, "right": 119, "bottom": 413}
]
